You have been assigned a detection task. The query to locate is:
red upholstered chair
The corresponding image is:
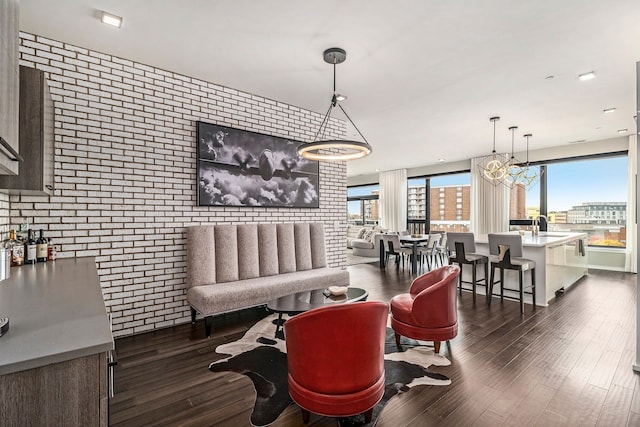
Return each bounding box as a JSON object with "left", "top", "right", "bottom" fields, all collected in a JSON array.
[
  {"left": 284, "top": 301, "right": 389, "bottom": 424},
  {"left": 390, "top": 265, "right": 460, "bottom": 353}
]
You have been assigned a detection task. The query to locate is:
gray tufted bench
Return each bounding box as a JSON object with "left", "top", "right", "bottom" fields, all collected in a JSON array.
[{"left": 186, "top": 222, "right": 350, "bottom": 336}]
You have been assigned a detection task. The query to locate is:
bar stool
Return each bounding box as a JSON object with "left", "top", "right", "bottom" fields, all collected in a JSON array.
[
  {"left": 446, "top": 232, "right": 489, "bottom": 304},
  {"left": 487, "top": 234, "right": 536, "bottom": 313}
]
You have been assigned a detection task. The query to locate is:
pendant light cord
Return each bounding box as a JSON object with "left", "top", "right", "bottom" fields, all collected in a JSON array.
[
  {"left": 509, "top": 126, "right": 518, "bottom": 161},
  {"left": 492, "top": 119, "right": 497, "bottom": 153},
  {"left": 333, "top": 62, "right": 336, "bottom": 93},
  {"left": 338, "top": 104, "right": 369, "bottom": 144}
]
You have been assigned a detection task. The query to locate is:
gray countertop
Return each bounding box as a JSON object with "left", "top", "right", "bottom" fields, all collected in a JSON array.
[{"left": 0, "top": 257, "right": 114, "bottom": 375}]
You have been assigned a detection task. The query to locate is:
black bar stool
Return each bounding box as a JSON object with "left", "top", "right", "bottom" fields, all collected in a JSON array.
[
  {"left": 487, "top": 234, "right": 536, "bottom": 313},
  {"left": 446, "top": 232, "right": 489, "bottom": 304}
]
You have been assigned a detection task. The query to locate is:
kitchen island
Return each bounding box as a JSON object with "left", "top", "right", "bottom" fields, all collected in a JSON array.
[
  {"left": 0, "top": 257, "right": 113, "bottom": 426},
  {"left": 474, "top": 232, "right": 588, "bottom": 306}
]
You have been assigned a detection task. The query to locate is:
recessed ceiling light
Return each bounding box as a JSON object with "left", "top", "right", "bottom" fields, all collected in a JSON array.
[
  {"left": 603, "top": 108, "right": 616, "bottom": 114},
  {"left": 618, "top": 129, "right": 628, "bottom": 134},
  {"left": 437, "top": 158, "right": 446, "bottom": 163},
  {"left": 578, "top": 71, "right": 596, "bottom": 81},
  {"left": 568, "top": 139, "right": 587, "bottom": 144},
  {"left": 101, "top": 12, "right": 123, "bottom": 28}
]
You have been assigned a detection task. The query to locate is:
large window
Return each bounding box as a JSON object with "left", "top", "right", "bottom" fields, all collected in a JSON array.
[
  {"left": 347, "top": 185, "right": 379, "bottom": 225},
  {"left": 509, "top": 155, "right": 627, "bottom": 247},
  {"left": 547, "top": 157, "right": 627, "bottom": 247},
  {"left": 407, "top": 173, "right": 471, "bottom": 234}
]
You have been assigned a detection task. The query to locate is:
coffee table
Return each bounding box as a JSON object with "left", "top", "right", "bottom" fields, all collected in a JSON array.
[{"left": 267, "top": 287, "right": 369, "bottom": 338}]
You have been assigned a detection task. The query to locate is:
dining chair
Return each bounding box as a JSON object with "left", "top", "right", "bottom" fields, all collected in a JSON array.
[
  {"left": 435, "top": 233, "right": 449, "bottom": 265},
  {"left": 384, "top": 234, "right": 412, "bottom": 268},
  {"left": 446, "top": 232, "right": 489, "bottom": 304},
  {"left": 487, "top": 233, "right": 536, "bottom": 313},
  {"left": 418, "top": 233, "right": 441, "bottom": 271}
]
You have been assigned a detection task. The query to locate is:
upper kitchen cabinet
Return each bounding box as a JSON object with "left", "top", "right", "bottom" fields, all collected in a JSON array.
[
  {"left": 0, "top": 0, "right": 21, "bottom": 175},
  {"left": 0, "top": 66, "right": 54, "bottom": 195}
]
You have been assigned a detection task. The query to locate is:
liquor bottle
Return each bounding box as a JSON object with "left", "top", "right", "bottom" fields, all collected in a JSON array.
[
  {"left": 36, "top": 229, "right": 48, "bottom": 262},
  {"left": 24, "top": 229, "right": 37, "bottom": 264},
  {"left": 47, "top": 237, "right": 57, "bottom": 261},
  {"left": 6, "top": 229, "right": 24, "bottom": 266}
]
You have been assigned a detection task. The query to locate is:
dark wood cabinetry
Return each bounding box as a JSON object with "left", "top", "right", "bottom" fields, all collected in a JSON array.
[
  {"left": 0, "top": 353, "right": 108, "bottom": 426},
  {"left": 0, "top": 0, "right": 20, "bottom": 175},
  {"left": 0, "top": 66, "right": 54, "bottom": 194}
]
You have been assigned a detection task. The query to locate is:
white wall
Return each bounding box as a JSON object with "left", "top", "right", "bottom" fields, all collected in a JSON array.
[{"left": 7, "top": 33, "right": 348, "bottom": 337}]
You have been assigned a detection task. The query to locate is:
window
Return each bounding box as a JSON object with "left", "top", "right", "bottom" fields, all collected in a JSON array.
[
  {"left": 407, "top": 173, "right": 471, "bottom": 234},
  {"left": 547, "top": 157, "right": 627, "bottom": 247},
  {"left": 347, "top": 185, "right": 379, "bottom": 226},
  {"left": 509, "top": 156, "right": 627, "bottom": 248}
]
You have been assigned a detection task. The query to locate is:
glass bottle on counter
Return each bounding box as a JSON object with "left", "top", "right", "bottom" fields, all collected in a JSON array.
[
  {"left": 24, "top": 229, "right": 37, "bottom": 264},
  {"left": 36, "top": 229, "right": 48, "bottom": 262},
  {"left": 47, "top": 237, "right": 57, "bottom": 261},
  {"left": 5, "top": 229, "right": 24, "bottom": 266}
]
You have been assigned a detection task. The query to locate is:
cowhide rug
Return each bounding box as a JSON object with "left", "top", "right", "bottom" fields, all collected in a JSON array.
[{"left": 209, "top": 314, "right": 451, "bottom": 426}]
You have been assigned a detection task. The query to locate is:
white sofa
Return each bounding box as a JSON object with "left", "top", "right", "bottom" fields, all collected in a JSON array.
[
  {"left": 186, "top": 223, "right": 349, "bottom": 336},
  {"left": 346, "top": 224, "right": 365, "bottom": 248},
  {"left": 347, "top": 225, "right": 387, "bottom": 257}
]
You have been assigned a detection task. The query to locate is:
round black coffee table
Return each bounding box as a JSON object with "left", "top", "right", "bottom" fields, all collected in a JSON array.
[{"left": 267, "top": 287, "right": 368, "bottom": 338}]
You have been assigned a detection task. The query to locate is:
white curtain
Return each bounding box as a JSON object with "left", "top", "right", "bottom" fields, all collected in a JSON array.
[
  {"left": 470, "top": 157, "right": 510, "bottom": 235},
  {"left": 379, "top": 169, "right": 407, "bottom": 232},
  {"left": 625, "top": 134, "right": 637, "bottom": 273}
]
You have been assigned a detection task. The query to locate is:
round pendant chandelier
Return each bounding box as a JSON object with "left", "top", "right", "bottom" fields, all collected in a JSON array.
[
  {"left": 297, "top": 48, "right": 372, "bottom": 162},
  {"left": 478, "top": 116, "right": 509, "bottom": 185}
]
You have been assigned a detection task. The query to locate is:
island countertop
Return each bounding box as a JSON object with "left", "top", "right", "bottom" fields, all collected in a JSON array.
[
  {"left": 0, "top": 257, "right": 114, "bottom": 375},
  {"left": 474, "top": 231, "right": 588, "bottom": 305},
  {"left": 476, "top": 231, "right": 588, "bottom": 248}
]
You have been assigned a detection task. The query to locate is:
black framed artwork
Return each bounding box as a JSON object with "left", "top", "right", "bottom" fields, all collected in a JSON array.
[{"left": 196, "top": 121, "right": 320, "bottom": 207}]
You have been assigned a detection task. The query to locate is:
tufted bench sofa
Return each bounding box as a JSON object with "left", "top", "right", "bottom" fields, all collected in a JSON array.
[{"left": 186, "top": 222, "right": 350, "bottom": 336}]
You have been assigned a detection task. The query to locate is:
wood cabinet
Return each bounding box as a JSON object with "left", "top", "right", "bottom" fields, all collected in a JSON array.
[
  {"left": 0, "top": 353, "right": 108, "bottom": 426},
  {"left": 0, "top": 66, "right": 54, "bottom": 194},
  {"left": 0, "top": 0, "right": 20, "bottom": 175}
]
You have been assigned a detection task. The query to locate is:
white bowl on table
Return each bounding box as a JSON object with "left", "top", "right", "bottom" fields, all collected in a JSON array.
[{"left": 328, "top": 286, "right": 348, "bottom": 296}]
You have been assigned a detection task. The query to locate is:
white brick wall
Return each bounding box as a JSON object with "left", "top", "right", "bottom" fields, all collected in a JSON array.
[
  {"left": 0, "top": 193, "right": 9, "bottom": 234},
  {"left": 7, "top": 32, "right": 348, "bottom": 337}
]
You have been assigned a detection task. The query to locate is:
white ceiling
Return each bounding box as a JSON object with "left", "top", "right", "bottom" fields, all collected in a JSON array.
[{"left": 19, "top": 0, "right": 640, "bottom": 178}]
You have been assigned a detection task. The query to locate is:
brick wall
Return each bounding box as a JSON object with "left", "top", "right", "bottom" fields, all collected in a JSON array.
[
  {"left": 0, "top": 193, "right": 9, "bottom": 234},
  {"left": 8, "top": 32, "right": 348, "bottom": 337}
]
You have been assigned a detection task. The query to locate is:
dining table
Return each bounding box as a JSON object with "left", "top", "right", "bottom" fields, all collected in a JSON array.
[
  {"left": 400, "top": 235, "right": 430, "bottom": 274},
  {"left": 379, "top": 234, "right": 430, "bottom": 274}
]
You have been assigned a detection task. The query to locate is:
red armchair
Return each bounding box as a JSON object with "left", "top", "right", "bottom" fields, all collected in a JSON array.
[
  {"left": 284, "top": 301, "right": 389, "bottom": 424},
  {"left": 390, "top": 265, "right": 460, "bottom": 353}
]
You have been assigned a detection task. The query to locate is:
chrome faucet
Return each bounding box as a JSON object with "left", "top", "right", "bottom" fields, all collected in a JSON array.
[{"left": 532, "top": 215, "right": 548, "bottom": 235}]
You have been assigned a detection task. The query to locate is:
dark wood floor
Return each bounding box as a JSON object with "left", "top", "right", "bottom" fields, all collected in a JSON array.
[{"left": 110, "top": 263, "right": 640, "bottom": 426}]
